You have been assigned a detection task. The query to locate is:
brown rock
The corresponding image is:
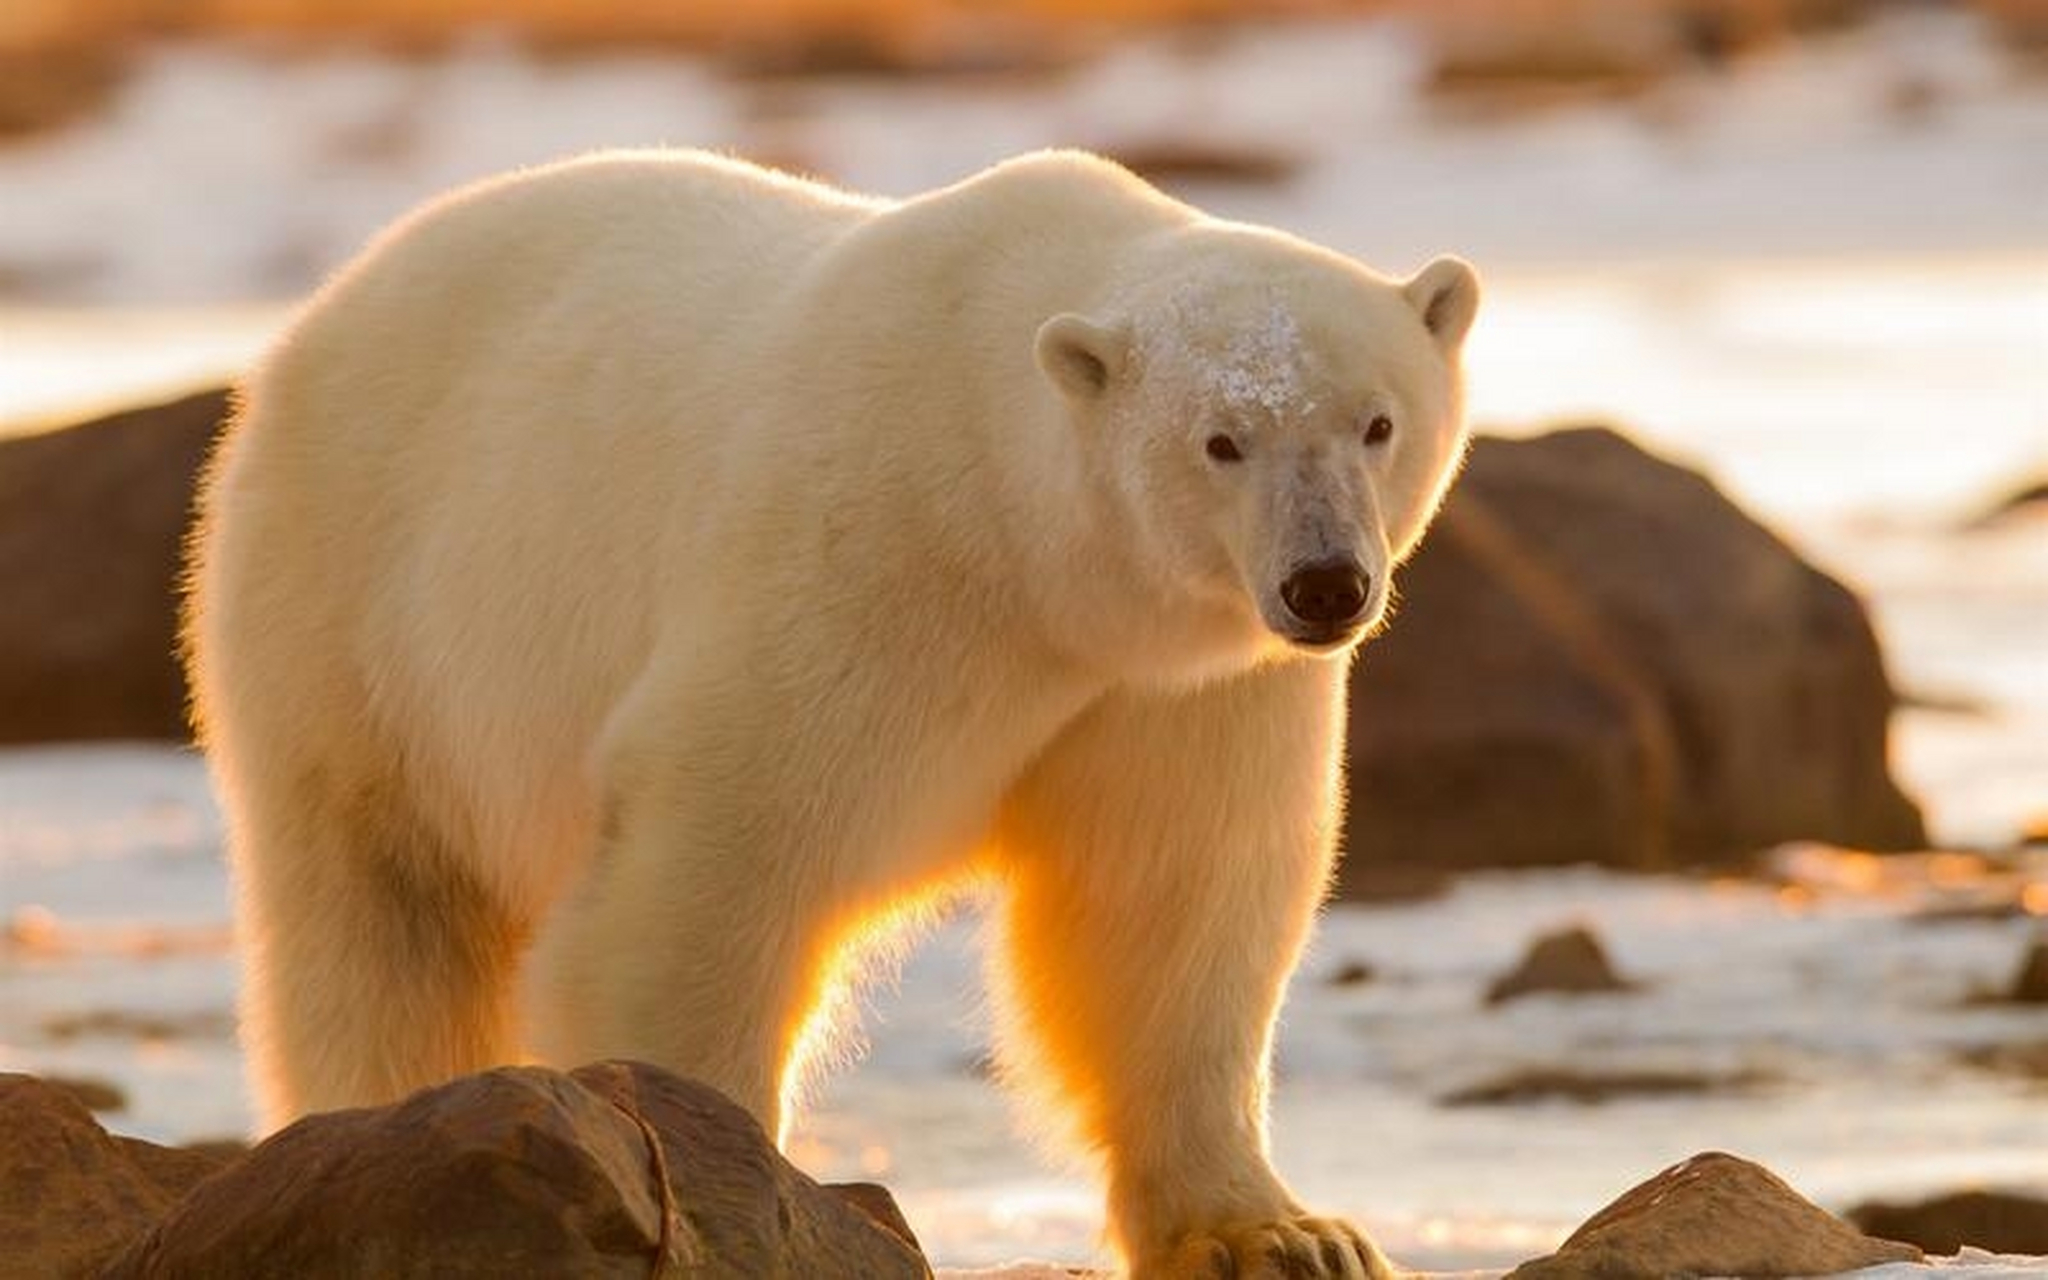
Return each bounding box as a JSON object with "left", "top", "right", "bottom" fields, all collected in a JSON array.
[
  {"left": 1909, "top": 894, "right": 2032, "bottom": 926},
  {"left": 1957, "top": 1038, "right": 2048, "bottom": 1079},
  {"left": 43, "top": 1072, "right": 129, "bottom": 1112},
  {"left": 1507, "top": 1151, "right": 1922, "bottom": 1280},
  {"left": 0, "top": 1073, "right": 237, "bottom": 1277},
  {"left": 0, "top": 388, "right": 226, "bottom": 744},
  {"left": 0, "top": 47, "right": 128, "bottom": 141},
  {"left": 1346, "top": 486, "right": 1674, "bottom": 879},
  {"left": 107, "top": 1061, "right": 929, "bottom": 1279},
  {"left": 117, "top": 1136, "right": 243, "bottom": 1197},
  {"left": 569, "top": 1060, "right": 928, "bottom": 1277},
  {"left": 1100, "top": 140, "right": 1303, "bottom": 188},
  {"left": 1485, "top": 924, "right": 1635, "bottom": 1005},
  {"left": 1327, "top": 959, "right": 1378, "bottom": 988},
  {"left": 42, "top": 1008, "right": 236, "bottom": 1041},
  {"left": 1342, "top": 427, "right": 1925, "bottom": 891},
  {"left": 1439, "top": 1066, "right": 1772, "bottom": 1107},
  {"left": 1849, "top": 1188, "right": 2048, "bottom": 1256},
  {"left": 2009, "top": 936, "right": 2048, "bottom": 1003},
  {"left": 826, "top": 1180, "right": 925, "bottom": 1253}
]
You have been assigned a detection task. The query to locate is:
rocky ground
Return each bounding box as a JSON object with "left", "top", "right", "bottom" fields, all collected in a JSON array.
[{"left": 11, "top": 1060, "right": 2048, "bottom": 1279}]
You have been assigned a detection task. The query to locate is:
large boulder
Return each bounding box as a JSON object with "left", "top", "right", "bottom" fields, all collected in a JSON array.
[
  {"left": 2009, "top": 936, "right": 2048, "bottom": 1003},
  {"left": 1849, "top": 1188, "right": 2048, "bottom": 1256},
  {"left": 0, "top": 388, "right": 225, "bottom": 744},
  {"left": 0, "top": 1073, "right": 235, "bottom": 1277},
  {"left": 1342, "top": 427, "right": 1925, "bottom": 887},
  {"left": 106, "top": 1061, "right": 929, "bottom": 1279},
  {"left": 1506, "top": 1151, "right": 1921, "bottom": 1279}
]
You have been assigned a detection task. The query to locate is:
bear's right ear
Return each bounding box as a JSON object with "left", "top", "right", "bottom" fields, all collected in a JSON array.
[
  {"left": 1403, "top": 256, "right": 1480, "bottom": 354},
  {"left": 1035, "top": 314, "right": 1129, "bottom": 401}
]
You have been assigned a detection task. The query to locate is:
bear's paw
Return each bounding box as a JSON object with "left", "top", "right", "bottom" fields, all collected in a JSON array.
[{"left": 1159, "top": 1214, "right": 1394, "bottom": 1279}]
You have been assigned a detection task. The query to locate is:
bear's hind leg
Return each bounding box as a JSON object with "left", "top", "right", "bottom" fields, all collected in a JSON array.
[{"left": 231, "top": 772, "right": 526, "bottom": 1131}]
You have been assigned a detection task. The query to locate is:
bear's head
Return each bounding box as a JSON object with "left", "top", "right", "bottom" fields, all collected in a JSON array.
[{"left": 1035, "top": 226, "right": 1478, "bottom": 675}]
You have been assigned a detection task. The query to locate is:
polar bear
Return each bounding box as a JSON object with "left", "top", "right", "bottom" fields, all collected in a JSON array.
[{"left": 184, "top": 149, "right": 1477, "bottom": 1277}]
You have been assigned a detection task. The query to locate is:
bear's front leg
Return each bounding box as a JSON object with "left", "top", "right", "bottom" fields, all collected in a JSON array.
[
  {"left": 525, "top": 668, "right": 900, "bottom": 1141},
  {"left": 993, "top": 660, "right": 1392, "bottom": 1279}
]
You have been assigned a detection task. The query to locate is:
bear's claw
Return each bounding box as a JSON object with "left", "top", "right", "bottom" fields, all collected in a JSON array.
[{"left": 1161, "top": 1215, "right": 1394, "bottom": 1279}]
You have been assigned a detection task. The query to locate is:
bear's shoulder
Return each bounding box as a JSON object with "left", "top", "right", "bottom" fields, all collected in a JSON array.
[
  {"left": 924, "top": 149, "right": 1187, "bottom": 228},
  {"left": 880, "top": 148, "right": 1187, "bottom": 256}
]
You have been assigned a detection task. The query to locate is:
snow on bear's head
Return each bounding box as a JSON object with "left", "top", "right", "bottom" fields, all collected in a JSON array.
[{"left": 1034, "top": 224, "right": 1479, "bottom": 669}]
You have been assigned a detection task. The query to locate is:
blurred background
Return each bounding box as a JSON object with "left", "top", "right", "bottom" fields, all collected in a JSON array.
[{"left": 1, "top": 0, "right": 2044, "bottom": 1272}]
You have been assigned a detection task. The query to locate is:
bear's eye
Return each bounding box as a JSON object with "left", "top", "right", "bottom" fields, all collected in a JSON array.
[
  {"left": 1205, "top": 434, "right": 1245, "bottom": 464},
  {"left": 1363, "top": 414, "right": 1395, "bottom": 447}
]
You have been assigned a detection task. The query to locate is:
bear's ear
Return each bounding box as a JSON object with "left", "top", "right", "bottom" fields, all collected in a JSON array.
[
  {"left": 1403, "top": 256, "right": 1480, "bottom": 353},
  {"left": 1035, "top": 313, "right": 1129, "bottom": 401}
]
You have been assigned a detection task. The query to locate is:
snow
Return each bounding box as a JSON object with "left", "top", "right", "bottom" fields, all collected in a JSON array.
[
  {"left": 941, "top": 1259, "right": 2048, "bottom": 1280},
  {"left": 1207, "top": 299, "right": 1313, "bottom": 418},
  {"left": 5, "top": 747, "right": 2045, "bottom": 1270},
  {"left": 1137, "top": 289, "right": 1318, "bottom": 422},
  {"left": 936, "top": 1258, "right": 2048, "bottom": 1280}
]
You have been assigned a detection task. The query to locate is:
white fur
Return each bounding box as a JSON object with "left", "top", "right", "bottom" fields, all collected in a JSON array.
[{"left": 184, "top": 149, "right": 1477, "bottom": 1276}]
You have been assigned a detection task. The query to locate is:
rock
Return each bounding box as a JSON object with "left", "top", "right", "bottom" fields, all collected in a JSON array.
[
  {"left": 2009, "top": 936, "right": 2048, "bottom": 1003},
  {"left": 1485, "top": 924, "right": 1635, "bottom": 1005},
  {"left": 1439, "top": 1066, "right": 1772, "bottom": 1107},
  {"left": 41, "top": 1008, "right": 237, "bottom": 1042},
  {"left": 1506, "top": 1151, "right": 1922, "bottom": 1280},
  {"left": 826, "top": 1180, "right": 924, "bottom": 1253},
  {"left": 0, "top": 47, "right": 128, "bottom": 142},
  {"left": 1908, "top": 894, "right": 2032, "bottom": 925},
  {"left": 1341, "top": 427, "right": 1925, "bottom": 891},
  {"left": 1956, "top": 1039, "right": 2048, "bottom": 1080},
  {"left": 570, "top": 1060, "right": 928, "bottom": 1276},
  {"left": 107, "top": 1061, "right": 929, "bottom": 1279},
  {"left": 0, "top": 1074, "right": 237, "bottom": 1277},
  {"left": 1849, "top": 1189, "right": 2048, "bottom": 1256},
  {"left": 113, "top": 1137, "right": 239, "bottom": 1203},
  {"left": 44, "top": 1072, "right": 129, "bottom": 1112},
  {"left": 1099, "top": 140, "right": 1302, "bottom": 188},
  {"left": 1344, "top": 479, "right": 1672, "bottom": 878},
  {"left": 1327, "top": 959, "right": 1377, "bottom": 988},
  {"left": 0, "top": 388, "right": 226, "bottom": 744}
]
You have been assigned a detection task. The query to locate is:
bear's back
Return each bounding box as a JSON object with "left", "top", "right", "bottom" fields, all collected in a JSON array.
[{"left": 286, "top": 151, "right": 878, "bottom": 370}]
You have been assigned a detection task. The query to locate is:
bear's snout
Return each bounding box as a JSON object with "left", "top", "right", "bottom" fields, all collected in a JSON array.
[{"left": 1279, "top": 557, "right": 1370, "bottom": 631}]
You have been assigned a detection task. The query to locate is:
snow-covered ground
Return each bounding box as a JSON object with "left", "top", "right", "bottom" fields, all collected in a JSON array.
[
  {"left": 1, "top": 5, "right": 2043, "bottom": 1274},
  {"left": 4, "top": 747, "right": 2045, "bottom": 1271}
]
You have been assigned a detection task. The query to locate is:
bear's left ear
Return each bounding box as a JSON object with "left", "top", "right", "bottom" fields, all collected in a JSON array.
[
  {"left": 1403, "top": 256, "right": 1480, "bottom": 354},
  {"left": 1035, "top": 313, "right": 1130, "bottom": 401}
]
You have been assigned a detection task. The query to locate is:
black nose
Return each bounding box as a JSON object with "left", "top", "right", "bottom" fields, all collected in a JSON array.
[{"left": 1280, "top": 558, "right": 1370, "bottom": 626}]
